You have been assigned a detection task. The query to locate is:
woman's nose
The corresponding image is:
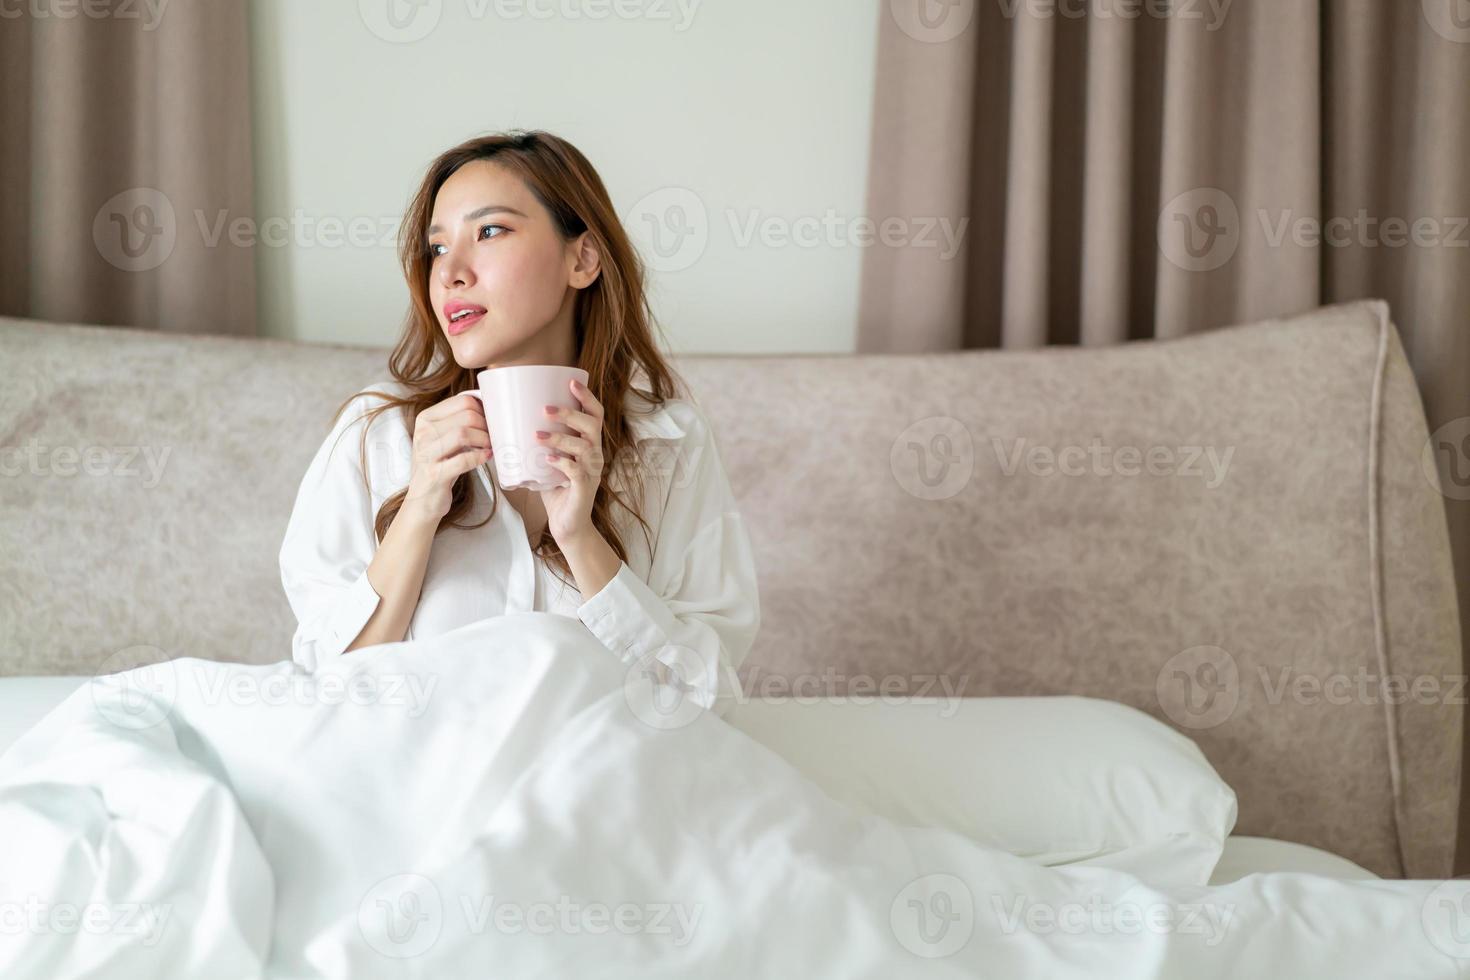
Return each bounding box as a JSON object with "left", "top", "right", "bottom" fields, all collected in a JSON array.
[{"left": 437, "top": 247, "right": 474, "bottom": 289}]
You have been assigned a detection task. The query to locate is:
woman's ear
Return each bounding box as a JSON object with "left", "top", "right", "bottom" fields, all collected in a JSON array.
[{"left": 567, "top": 231, "right": 602, "bottom": 289}]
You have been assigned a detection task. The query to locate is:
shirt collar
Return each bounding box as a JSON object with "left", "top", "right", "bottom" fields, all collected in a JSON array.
[{"left": 622, "top": 392, "right": 685, "bottom": 443}]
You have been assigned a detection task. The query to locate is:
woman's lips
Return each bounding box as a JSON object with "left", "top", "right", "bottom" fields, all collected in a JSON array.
[{"left": 446, "top": 310, "right": 486, "bottom": 335}]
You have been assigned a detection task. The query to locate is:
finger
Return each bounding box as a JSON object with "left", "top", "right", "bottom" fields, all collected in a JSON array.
[
  {"left": 437, "top": 398, "right": 486, "bottom": 431},
  {"left": 545, "top": 453, "right": 584, "bottom": 480},
  {"left": 450, "top": 407, "right": 488, "bottom": 429},
  {"left": 422, "top": 394, "right": 481, "bottom": 423},
  {"left": 538, "top": 432, "right": 588, "bottom": 456},
  {"left": 423, "top": 408, "right": 487, "bottom": 439},
  {"left": 550, "top": 435, "right": 602, "bottom": 477},
  {"left": 545, "top": 405, "right": 594, "bottom": 438},
  {"left": 436, "top": 426, "right": 491, "bottom": 462},
  {"left": 432, "top": 446, "right": 488, "bottom": 484},
  {"left": 552, "top": 448, "right": 600, "bottom": 483},
  {"left": 437, "top": 415, "right": 491, "bottom": 451},
  {"left": 450, "top": 444, "right": 493, "bottom": 474},
  {"left": 570, "top": 378, "right": 603, "bottom": 418},
  {"left": 455, "top": 424, "right": 492, "bottom": 448}
]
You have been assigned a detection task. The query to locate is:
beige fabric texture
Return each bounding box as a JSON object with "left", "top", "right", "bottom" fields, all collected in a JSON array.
[
  {"left": 859, "top": 0, "right": 1470, "bottom": 872},
  {"left": 0, "top": 1, "right": 256, "bottom": 336},
  {"left": 0, "top": 300, "right": 1460, "bottom": 879}
]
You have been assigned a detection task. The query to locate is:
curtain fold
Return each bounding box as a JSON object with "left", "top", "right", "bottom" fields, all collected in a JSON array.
[
  {"left": 862, "top": 0, "right": 1470, "bottom": 869},
  {"left": 0, "top": 0, "right": 256, "bottom": 336}
]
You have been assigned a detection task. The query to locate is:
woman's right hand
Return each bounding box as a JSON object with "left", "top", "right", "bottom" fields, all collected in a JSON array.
[{"left": 403, "top": 392, "right": 492, "bottom": 526}]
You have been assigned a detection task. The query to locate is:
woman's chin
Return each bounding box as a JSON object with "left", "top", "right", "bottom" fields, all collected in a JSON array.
[
  {"left": 445, "top": 322, "right": 541, "bottom": 370},
  {"left": 447, "top": 335, "right": 497, "bottom": 370}
]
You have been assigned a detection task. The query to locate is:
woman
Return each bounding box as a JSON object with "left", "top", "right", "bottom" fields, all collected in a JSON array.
[{"left": 278, "top": 130, "right": 759, "bottom": 718}]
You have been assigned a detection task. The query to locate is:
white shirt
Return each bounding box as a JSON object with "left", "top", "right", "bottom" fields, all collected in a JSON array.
[{"left": 278, "top": 382, "right": 760, "bottom": 718}]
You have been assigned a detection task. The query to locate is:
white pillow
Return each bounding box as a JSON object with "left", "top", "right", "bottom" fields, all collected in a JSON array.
[
  {"left": 1207, "top": 836, "right": 1376, "bottom": 884},
  {"left": 724, "top": 694, "right": 1238, "bottom": 889},
  {"left": 0, "top": 677, "right": 86, "bottom": 755}
]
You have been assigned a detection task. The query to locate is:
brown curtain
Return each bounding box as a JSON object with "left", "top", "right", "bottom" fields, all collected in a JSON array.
[
  {"left": 861, "top": 0, "right": 1470, "bottom": 867},
  {"left": 0, "top": 0, "right": 256, "bottom": 336}
]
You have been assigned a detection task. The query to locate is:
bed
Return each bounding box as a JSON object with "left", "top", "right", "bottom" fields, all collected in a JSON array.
[
  {"left": 0, "top": 300, "right": 1461, "bottom": 976},
  {"left": 0, "top": 675, "right": 1381, "bottom": 885}
]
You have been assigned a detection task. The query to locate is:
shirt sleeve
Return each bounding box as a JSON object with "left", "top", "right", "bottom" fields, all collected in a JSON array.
[
  {"left": 279, "top": 390, "right": 397, "bottom": 671},
  {"left": 574, "top": 402, "right": 761, "bottom": 720}
]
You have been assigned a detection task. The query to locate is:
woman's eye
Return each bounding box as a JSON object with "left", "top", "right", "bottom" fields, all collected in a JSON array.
[{"left": 427, "top": 225, "right": 504, "bottom": 259}]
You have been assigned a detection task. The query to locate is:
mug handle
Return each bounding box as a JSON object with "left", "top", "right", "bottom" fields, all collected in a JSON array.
[{"left": 461, "top": 390, "right": 493, "bottom": 456}]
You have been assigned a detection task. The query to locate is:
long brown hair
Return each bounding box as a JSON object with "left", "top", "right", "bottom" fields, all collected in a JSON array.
[{"left": 328, "top": 130, "right": 686, "bottom": 589}]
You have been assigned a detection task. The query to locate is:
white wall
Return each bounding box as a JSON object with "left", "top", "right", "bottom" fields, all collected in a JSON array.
[{"left": 248, "top": 0, "right": 880, "bottom": 353}]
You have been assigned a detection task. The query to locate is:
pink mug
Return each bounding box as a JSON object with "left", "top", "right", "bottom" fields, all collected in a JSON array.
[{"left": 465, "top": 365, "right": 590, "bottom": 491}]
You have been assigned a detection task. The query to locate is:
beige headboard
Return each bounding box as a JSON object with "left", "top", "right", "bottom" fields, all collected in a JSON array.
[
  {"left": 0, "top": 300, "right": 1460, "bottom": 878},
  {"left": 681, "top": 300, "right": 1461, "bottom": 880}
]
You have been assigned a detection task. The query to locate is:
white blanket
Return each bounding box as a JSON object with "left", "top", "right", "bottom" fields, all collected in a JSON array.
[{"left": 0, "top": 613, "right": 1464, "bottom": 978}]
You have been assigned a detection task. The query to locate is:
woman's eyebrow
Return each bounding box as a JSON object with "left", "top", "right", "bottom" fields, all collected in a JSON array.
[{"left": 427, "top": 205, "right": 527, "bottom": 235}]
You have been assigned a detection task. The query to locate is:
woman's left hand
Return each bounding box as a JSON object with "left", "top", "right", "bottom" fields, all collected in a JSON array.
[{"left": 538, "top": 377, "right": 606, "bottom": 546}]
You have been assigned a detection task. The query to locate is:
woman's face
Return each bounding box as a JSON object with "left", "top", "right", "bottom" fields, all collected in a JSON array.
[{"left": 426, "top": 159, "right": 599, "bottom": 369}]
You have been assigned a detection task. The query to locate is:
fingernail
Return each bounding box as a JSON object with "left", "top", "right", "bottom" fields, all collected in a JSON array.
[{"left": 535, "top": 430, "right": 549, "bottom": 439}]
